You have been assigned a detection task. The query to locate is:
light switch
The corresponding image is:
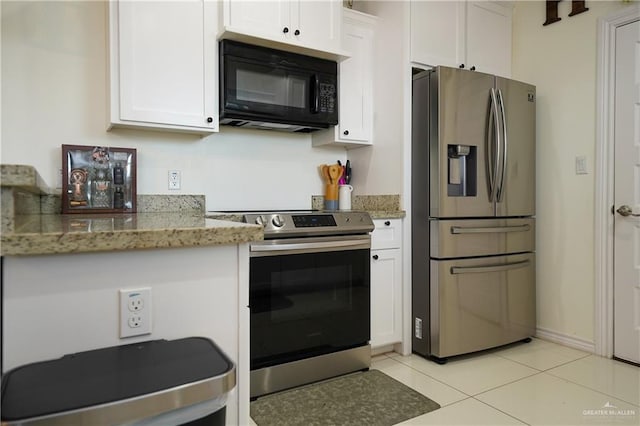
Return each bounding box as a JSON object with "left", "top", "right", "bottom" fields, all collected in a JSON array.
[{"left": 575, "top": 156, "right": 588, "bottom": 175}]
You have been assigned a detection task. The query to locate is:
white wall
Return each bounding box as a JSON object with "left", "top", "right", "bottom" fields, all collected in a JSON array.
[
  {"left": 511, "top": 0, "right": 628, "bottom": 345},
  {"left": 3, "top": 245, "right": 246, "bottom": 424},
  {"left": 0, "top": 0, "right": 346, "bottom": 211}
]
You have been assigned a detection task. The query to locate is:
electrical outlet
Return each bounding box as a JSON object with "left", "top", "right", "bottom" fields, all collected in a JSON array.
[
  {"left": 168, "top": 170, "right": 181, "bottom": 190},
  {"left": 119, "top": 288, "right": 152, "bottom": 338}
]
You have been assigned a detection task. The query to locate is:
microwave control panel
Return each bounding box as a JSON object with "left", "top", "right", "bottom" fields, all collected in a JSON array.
[{"left": 319, "top": 83, "right": 336, "bottom": 114}]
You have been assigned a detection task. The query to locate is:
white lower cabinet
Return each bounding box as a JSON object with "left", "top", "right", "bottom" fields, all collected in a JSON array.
[{"left": 370, "top": 219, "right": 403, "bottom": 348}]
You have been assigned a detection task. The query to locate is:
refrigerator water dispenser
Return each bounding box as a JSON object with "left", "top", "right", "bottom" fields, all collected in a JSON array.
[{"left": 447, "top": 144, "right": 477, "bottom": 197}]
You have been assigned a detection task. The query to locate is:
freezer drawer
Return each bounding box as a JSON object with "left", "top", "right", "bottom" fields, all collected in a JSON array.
[
  {"left": 430, "top": 253, "right": 535, "bottom": 358},
  {"left": 430, "top": 218, "right": 535, "bottom": 259}
]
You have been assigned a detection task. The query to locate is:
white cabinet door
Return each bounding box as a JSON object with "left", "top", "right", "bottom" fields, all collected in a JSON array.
[
  {"left": 371, "top": 248, "right": 402, "bottom": 347},
  {"left": 110, "top": 0, "right": 218, "bottom": 134},
  {"left": 410, "top": 1, "right": 464, "bottom": 68},
  {"left": 222, "top": 0, "right": 341, "bottom": 55},
  {"left": 294, "top": 0, "right": 341, "bottom": 53},
  {"left": 224, "top": 0, "right": 290, "bottom": 43},
  {"left": 410, "top": 1, "right": 511, "bottom": 77},
  {"left": 312, "top": 8, "right": 374, "bottom": 148},
  {"left": 338, "top": 11, "right": 373, "bottom": 144},
  {"left": 465, "top": 1, "right": 512, "bottom": 77}
]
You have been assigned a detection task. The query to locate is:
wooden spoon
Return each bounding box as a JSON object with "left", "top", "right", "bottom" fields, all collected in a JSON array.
[
  {"left": 321, "top": 165, "right": 331, "bottom": 184},
  {"left": 328, "top": 164, "right": 343, "bottom": 185}
]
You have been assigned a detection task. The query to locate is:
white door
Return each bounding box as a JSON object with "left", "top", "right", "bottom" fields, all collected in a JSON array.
[{"left": 614, "top": 19, "right": 640, "bottom": 365}]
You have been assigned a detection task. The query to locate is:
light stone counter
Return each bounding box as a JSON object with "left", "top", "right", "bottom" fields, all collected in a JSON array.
[
  {"left": 1, "top": 213, "right": 262, "bottom": 256},
  {"left": 1, "top": 165, "right": 263, "bottom": 256}
]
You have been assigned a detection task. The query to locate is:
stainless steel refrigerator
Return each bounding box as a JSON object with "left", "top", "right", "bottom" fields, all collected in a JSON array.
[{"left": 411, "top": 66, "right": 536, "bottom": 363}]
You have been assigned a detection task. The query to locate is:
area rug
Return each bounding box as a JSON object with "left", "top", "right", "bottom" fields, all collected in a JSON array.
[{"left": 250, "top": 369, "right": 440, "bottom": 426}]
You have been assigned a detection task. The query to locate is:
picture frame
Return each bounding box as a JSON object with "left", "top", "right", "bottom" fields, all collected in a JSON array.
[{"left": 62, "top": 144, "right": 137, "bottom": 214}]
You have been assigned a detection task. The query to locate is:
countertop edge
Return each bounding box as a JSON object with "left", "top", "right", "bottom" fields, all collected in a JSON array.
[{"left": 1, "top": 217, "right": 264, "bottom": 256}]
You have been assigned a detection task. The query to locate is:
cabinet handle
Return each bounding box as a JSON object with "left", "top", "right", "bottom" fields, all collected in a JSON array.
[
  {"left": 470, "top": 66, "right": 476, "bottom": 71},
  {"left": 343, "top": 130, "right": 349, "bottom": 136},
  {"left": 459, "top": 64, "right": 465, "bottom": 69},
  {"left": 294, "top": 29, "right": 300, "bottom": 36},
  {"left": 384, "top": 221, "right": 391, "bottom": 226},
  {"left": 206, "top": 117, "right": 213, "bottom": 123},
  {"left": 372, "top": 254, "right": 379, "bottom": 260},
  {"left": 283, "top": 27, "right": 289, "bottom": 34}
]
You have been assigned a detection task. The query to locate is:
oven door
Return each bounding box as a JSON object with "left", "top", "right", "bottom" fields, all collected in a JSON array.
[{"left": 249, "top": 235, "right": 371, "bottom": 371}]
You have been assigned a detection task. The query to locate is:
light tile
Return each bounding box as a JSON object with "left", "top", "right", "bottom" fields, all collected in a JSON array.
[
  {"left": 392, "top": 353, "right": 538, "bottom": 395},
  {"left": 396, "top": 397, "right": 526, "bottom": 425},
  {"left": 547, "top": 355, "right": 640, "bottom": 406},
  {"left": 492, "top": 338, "right": 590, "bottom": 370},
  {"left": 476, "top": 372, "right": 639, "bottom": 425},
  {"left": 371, "top": 359, "right": 467, "bottom": 407}
]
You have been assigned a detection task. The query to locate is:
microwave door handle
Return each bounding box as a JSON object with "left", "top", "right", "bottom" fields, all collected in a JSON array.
[{"left": 311, "top": 74, "right": 320, "bottom": 114}]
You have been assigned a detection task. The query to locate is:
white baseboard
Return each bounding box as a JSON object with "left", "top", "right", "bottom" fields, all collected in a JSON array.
[{"left": 536, "top": 326, "right": 596, "bottom": 354}]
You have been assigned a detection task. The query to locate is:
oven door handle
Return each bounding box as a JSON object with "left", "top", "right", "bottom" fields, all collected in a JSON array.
[{"left": 251, "top": 239, "right": 370, "bottom": 254}]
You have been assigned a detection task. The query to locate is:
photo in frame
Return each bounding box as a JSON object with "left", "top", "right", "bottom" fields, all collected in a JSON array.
[{"left": 62, "top": 145, "right": 137, "bottom": 214}]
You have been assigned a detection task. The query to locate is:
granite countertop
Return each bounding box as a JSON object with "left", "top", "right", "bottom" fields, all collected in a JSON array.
[
  {"left": 1, "top": 165, "right": 263, "bottom": 256},
  {"left": 1, "top": 213, "right": 263, "bottom": 256}
]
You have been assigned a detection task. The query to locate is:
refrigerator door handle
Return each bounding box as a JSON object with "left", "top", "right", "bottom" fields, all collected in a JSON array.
[
  {"left": 450, "top": 224, "right": 531, "bottom": 234},
  {"left": 496, "top": 89, "right": 508, "bottom": 202},
  {"left": 450, "top": 260, "right": 530, "bottom": 275},
  {"left": 488, "top": 88, "right": 501, "bottom": 202}
]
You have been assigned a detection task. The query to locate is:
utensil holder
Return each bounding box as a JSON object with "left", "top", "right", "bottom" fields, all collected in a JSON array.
[{"left": 324, "top": 184, "right": 338, "bottom": 210}]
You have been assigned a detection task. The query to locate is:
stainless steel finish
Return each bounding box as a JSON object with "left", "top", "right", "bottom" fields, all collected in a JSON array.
[
  {"left": 616, "top": 205, "right": 640, "bottom": 217},
  {"left": 243, "top": 211, "right": 374, "bottom": 238},
  {"left": 450, "top": 224, "right": 531, "bottom": 234},
  {"left": 495, "top": 76, "right": 536, "bottom": 217},
  {"left": 412, "top": 67, "right": 536, "bottom": 360},
  {"left": 250, "top": 234, "right": 371, "bottom": 257},
  {"left": 430, "top": 218, "right": 535, "bottom": 259},
  {"left": 496, "top": 89, "right": 508, "bottom": 203},
  {"left": 430, "top": 253, "right": 535, "bottom": 358},
  {"left": 250, "top": 345, "right": 370, "bottom": 398},
  {"left": 450, "top": 260, "right": 530, "bottom": 274},
  {"left": 2, "top": 366, "right": 236, "bottom": 426},
  {"left": 488, "top": 88, "right": 500, "bottom": 203},
  {"left": 430, "top": 67, "right": 495, "bottom": 218}
]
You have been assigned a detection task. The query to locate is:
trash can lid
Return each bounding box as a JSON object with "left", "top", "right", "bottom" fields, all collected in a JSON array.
[{"left": 1, "top": 337, "right": 235, "bottom": 424}]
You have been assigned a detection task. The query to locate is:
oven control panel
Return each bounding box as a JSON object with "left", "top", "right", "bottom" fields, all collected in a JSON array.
[
  {"left": 243, "top": 212, "right": 374, "bottom": 238},
  {"left": 292, "top": 215, "right": 337, "bottom": 227}
]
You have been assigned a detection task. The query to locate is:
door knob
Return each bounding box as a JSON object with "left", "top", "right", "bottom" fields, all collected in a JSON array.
[{"left": 616, "top": 205, "right": 640, "bottom": 217}]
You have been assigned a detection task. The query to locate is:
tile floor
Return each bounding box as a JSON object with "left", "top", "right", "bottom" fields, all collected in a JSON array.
[
  {"left": 378, "top": 338, "right": 639, "bottom": 425},
  {"left": 250, "top": 338, "right": 640, "bottom": 425}
]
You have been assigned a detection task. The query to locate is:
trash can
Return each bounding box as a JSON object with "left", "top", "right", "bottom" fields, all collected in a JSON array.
[{"left": 1, "top": 337, "right": 235, "bottom": 425}]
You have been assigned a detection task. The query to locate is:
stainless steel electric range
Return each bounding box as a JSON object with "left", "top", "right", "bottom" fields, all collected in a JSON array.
[{"left": 217, "top": 210, "right": 374, "bottom": 398}]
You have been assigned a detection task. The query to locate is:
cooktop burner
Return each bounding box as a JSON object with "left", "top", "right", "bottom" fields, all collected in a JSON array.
[{"left": 211, "top": 210, "right": 374, "bottom": 238}]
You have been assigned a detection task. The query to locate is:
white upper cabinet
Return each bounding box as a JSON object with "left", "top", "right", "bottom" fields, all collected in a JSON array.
[
  {"left": 221, "top": 0, "right": 343, "bottom": 58},
  {"left": 410, "top": 1, "right": 512, "bottom": 78},
  {"left": 313, "top": 8, "right": 375, "bottom": 148},
  {"left": 411, "top": 1, "right": 464, "bottom": 70},
  {"left": 465, "top": 1, "right": 512, "bottom": 78},
  {"left": 108, "top": 0, "right": 218, "bottom": 134}
]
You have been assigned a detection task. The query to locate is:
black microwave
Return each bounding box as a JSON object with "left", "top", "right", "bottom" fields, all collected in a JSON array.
[{"left": 219, "top": 40, "right": 338, "bottom": 133}]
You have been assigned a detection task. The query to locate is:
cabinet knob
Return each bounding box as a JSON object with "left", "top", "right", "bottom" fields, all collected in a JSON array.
[
  {"left": 470, "top": 66, "right": 476, "bottom": 71},
  {"left": 294, "top": 29, "right": 300, "bottom": 36},
  {"left": 372, "top": 254, "right": 379, "bottom": 260},
  {"left": 343, "top": 130, "right": 349, "bottom": 136},
  {"left": 459, "top": 64, "right": 465, "bottom": 69},
  {"left": 283, "top": 27, "right": 289, "bottom": 34},
  {"left": 384, "top": 221, "right": 391, "bottom": 226},
  {"left": 206, "top": 117, "right": 213, "bottom": 123}
]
